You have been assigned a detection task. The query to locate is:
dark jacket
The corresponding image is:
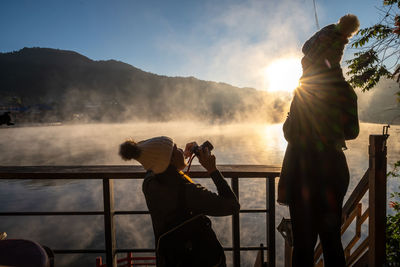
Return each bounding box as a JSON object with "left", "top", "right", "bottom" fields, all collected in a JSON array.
[
  {"left": 142, "top": 165, "right": 240, "bottom": 265},
  {"left": 278, "top": 65, "right": 359, "bottom": 205},
  {"left": 283, "top": 67, "right": 359, "bottom": 150}
]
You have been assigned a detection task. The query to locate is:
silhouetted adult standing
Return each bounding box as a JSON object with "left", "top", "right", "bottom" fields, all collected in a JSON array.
[
  {"left": 119, "top": 136, "right": 240, "bottom": 267},
  {"left": 278, "top": 14, "right": 360, "bottom": 267}
]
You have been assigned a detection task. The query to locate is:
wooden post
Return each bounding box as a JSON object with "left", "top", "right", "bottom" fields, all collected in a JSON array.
[
  {"left": 231, "top": 177, "right": 241, "bottom": 267},
  {"left": 103, "top": 178, "right": 117, "bottom": 267},
  {"left": 368, "top": 135, "right": 387, "bottom": 267},
  {"left": 267, "top": 177, "right": 276, "bottom": 267}
]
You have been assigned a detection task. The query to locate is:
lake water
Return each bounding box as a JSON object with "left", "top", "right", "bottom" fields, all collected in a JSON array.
[{"left": 0, "top": 122, "right": 399, "bottom": 267}]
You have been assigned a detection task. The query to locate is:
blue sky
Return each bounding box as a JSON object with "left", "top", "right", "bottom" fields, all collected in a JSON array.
[{"left": 0, "top": 0, "right": 384, "bottom": 90}]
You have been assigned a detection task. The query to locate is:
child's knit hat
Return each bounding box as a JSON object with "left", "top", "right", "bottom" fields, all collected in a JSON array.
[{"left": 302, "top": 14, "right": 360, "bottom": 68}]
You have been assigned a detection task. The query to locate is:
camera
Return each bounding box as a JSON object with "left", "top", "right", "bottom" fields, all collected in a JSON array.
[{"left": 191, "top": 141, "right": 214, "bottom": 156}]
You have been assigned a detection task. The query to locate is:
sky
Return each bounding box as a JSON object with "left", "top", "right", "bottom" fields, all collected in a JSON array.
[{"left": 0, "top": 0, "right": 385, "bottom": 91}]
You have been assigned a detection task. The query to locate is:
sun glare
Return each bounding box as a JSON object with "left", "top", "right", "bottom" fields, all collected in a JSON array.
[{"left": 264, "top": 58, "right": 302, "bottom": 92}]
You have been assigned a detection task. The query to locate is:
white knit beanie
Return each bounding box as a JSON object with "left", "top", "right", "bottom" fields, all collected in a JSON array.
[{"left": 134, "top": 136, "right": 174, "bottom": 174}]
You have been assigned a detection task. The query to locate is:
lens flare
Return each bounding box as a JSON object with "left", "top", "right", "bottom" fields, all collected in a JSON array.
[{"left": 264, "top": 58, "right": 302, "bottom": 92}]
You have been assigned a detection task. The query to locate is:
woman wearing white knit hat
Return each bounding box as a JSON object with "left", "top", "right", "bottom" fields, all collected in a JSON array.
[
  {"left": 119, "top": 136, "right": 240, "bottom": 267},
  {"left": 278, "top": 14, "right": 360, "bottom": 267}
]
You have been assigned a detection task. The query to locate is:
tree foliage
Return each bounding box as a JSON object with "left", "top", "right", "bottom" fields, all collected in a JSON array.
[
  {"left": 387, "top": 160, "right": 400, "bottom": 266},
  {"left": 346, "top": 0, "right": 400, "bottom": 100},
  {"left": 346, "top": 2, "right": 400, "bottom": 264}
]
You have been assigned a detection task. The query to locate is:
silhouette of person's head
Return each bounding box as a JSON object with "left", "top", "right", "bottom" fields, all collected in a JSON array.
[{"left": 302, "top": 14, "right": 360, "bottom": 71}]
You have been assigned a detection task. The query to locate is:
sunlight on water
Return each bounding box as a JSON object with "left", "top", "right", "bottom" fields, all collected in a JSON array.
[{"left": 0, "top": 122, "right": 399, "bottom": 266}]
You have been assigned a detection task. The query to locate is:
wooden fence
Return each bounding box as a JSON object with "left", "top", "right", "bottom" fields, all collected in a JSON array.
[{"left": 281, "top": 134, "right": 388, "bottom": 267}]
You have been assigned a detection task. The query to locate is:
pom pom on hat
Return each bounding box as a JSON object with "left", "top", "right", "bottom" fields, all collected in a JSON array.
[
  {"left": 119, "top": 136, "right": 174, "bottom": 174},
  {"left": 119, "top": 139, "right": 141, "bottom": 160},
  {"left": 337, "top": 14, "right": 360, "bottom": 38}
]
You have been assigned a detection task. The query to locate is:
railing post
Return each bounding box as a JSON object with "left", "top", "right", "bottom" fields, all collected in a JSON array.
[
  {"left": 368, "top": 135, "right": 387, "bottom": 267},
  {"left": 103, "top": 178, "right": 117, "bottom": 267},
  {"left": 231, "top": 177, "right": 241, "bottom": 267},
  {"left": 266, "top": 176, "right": 276, "bottom": 267}
]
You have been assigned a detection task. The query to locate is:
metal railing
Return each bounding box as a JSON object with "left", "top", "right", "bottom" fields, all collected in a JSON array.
[{"left": 0, "top": 165, "right": 281, "bottom": 267}]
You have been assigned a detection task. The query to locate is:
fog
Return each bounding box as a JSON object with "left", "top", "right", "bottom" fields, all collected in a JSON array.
[
  {"left": 3, "top": 54, "right": 294, "bottom": 125},
  {"left": 0, "top": 122, "right": 288, "bottom": 166},
  {"left": 0, "top": 122, "right": 288, "bottom": 266},
  {"left": 355, "top": 78, "right": 400, "bottom": 124},
  {"left": 0, "top": 122, "right": 399, "bottom": 266}
]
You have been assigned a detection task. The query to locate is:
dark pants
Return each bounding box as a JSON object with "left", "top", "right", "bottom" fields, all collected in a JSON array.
[{"left": 288, "top": 148, "right": 349, "bottom": 267}]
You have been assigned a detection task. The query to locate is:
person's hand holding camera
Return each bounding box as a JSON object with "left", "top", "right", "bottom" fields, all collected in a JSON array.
[
  {"left": 184, "top": 142, "right": 198, "bottom": 158},
  {"left": 197, "top": 147, "right": 217, "bottom": 174}
]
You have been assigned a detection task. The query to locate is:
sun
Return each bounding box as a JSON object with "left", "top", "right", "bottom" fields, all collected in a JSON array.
[{"left": 264, "top": 58, "right": 302, "bottom": 92}]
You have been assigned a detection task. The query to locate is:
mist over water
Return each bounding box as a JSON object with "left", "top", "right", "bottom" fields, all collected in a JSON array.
[
  {"left": 0, "top": 122, "right": 288, "bottom": 166},
  {"left": 0, "top": 122, "right": 399, "bottom": 267}
]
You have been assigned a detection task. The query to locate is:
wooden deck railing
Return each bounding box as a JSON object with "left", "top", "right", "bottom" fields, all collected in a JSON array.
[
  {"left": 281, "top": 134, "right": 388, "bottom": 267},
  {"left": 0, "top": 165, "right": 281, "bottom": 267}
]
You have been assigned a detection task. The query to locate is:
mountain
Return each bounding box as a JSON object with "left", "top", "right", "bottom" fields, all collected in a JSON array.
[{"left": 0, "top": 47, "right": 290, "bottom": 123}]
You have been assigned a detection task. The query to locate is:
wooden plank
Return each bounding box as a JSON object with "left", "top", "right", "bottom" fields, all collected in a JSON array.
[
  {"left": 344, "top": 231, "right": 361, "bottom": 257},
  {"left": 347, "top": 237, "right": 369, "bottom": 266},
  {"left": 0, "top": 165, "right": 281, "bottom": 179},
  {"left": 314, "top": 243, "right": 323, "bottom": 263},
  {"left": 344, "top": 204, "right": 362, "bottom": 257},
  {"left": 360, "top": 208, "right": 369, "bottom": 224},
  {"left": 352, "top": 250, "right": 368, "bottom": 267},
  {"left": 342, "top": 170, "right": 369, "bottom": 223},
  {"left": 341, "top": 203, "right": 361, "bottom": 235},
  {"left": 368, "top": 135, "right": 387, "bottom": 267},
  {"left": 315, "top": 259, "right": 324, "bottom": 267}
]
